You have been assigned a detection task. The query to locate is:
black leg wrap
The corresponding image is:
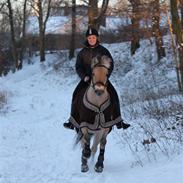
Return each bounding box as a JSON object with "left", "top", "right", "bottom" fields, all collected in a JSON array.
[
  {"left": 99, "top": 149, "right": 105, "bottom": 156},
  {"left": 82, "top": 144, "right": 91, "bottom": 159},
  {"left": 81, "top": 156, "right": 87, "bottom": 165},
  {"left": 97, "top": 154, "right": 104, "bottom": 166},
  {"left": 81, "top": 156, "right": 89, "bottom": 173},
  {"left": 95, "top": 149, "right": 105, "bottom": 173},
  {"left": 81, "top": 153, "right": 89, "bottom": 172},
  {"left": 95, "top": 156, "right": 104, "bottom": 173}
]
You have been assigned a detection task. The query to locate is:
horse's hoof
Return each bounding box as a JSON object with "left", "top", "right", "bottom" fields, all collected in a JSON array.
[
  {"left": 94, "top": 162, "right": 104, "bottom": 173},
  {"left": 94, "top": 165, "right": 103, "bottom": 173},
  {"left": 81, "top": 164, "right": 89, "bottom": 173}
]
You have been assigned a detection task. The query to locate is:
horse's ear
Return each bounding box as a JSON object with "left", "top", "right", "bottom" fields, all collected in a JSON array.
[
  {"left": 101, "top": 55, "right": 111, "bottom": 69},
  {"left": 91, "top": 56, "right": 100, "bottom": 68}
]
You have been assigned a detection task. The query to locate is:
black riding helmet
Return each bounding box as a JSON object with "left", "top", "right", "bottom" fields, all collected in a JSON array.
[{"left": 85, "top": 27, "right": 99, "bottom": 37}]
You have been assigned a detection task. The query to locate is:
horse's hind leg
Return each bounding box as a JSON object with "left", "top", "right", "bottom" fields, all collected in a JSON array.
[
  {"left": 81, "top": 128, "right": 92, "bottom": 172},
  {"left": 94, "top": 128, "right": 109, "bottom": 173},
  {"left": 81, "top": 155, "right": 89, "bottom": 172}
]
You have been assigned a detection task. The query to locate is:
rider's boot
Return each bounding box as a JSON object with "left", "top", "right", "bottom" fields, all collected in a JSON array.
[
  {"left": 63, "top": 121, "right": 75, "bottom": 130},
  {"left": 116, "top": 121, "right": 130, "bottom": 129}
]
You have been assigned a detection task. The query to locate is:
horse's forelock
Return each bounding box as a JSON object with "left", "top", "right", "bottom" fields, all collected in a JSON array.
[
  {"left": 101, "top": 55, "right": 111, "bottom": 69},
  {"left": 91, "top": 55, "right": 111, "bottom": 69},
  {"left": 91, "top": 56, "right": 100, "bottom": 69}
]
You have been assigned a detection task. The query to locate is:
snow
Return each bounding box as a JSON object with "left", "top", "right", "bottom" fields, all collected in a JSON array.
[
  {"left": 26, "top": 16, "right": 125, "bottom": 35},
  {"left": 0, "top": 38, "right": 183, "bottom": 183},
  {"left": 26, "top": 14, "right": 168, "bottom": 35},
  {"left": 26, "top": 16, "right": 88, "bottom": 35}
]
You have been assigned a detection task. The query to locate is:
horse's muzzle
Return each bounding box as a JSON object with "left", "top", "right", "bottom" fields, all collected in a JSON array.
[
  {"left": 95, "top": 89, "right": 104, "bottom": 96},
  {"left": 93, "top": 82, "right": 106, "bottom": 96}
]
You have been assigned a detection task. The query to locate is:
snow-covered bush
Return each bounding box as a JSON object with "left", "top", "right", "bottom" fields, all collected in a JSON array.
[
  {"left": 0, "top": 90, "right": 7, "bottom": 112},
  {"left": 110, "top": 36, "right": 183, "bottom": 165}
]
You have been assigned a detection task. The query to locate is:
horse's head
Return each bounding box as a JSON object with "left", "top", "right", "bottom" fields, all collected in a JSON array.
[{"left": 91, "top": 55, "right": 111, "bottom": 96}]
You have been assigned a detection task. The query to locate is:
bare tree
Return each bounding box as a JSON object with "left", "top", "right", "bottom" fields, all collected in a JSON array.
[
  {"left": 30, "top": 0, "right": 52, "bottom": 62},
  {"left": 17, "top": 0, "right": 29, "bottom": 69},
  {"left": 0, "top": 1, "right": 14, "bottom": 33},
  {"left": 129, "top": 0, "right": 141, "bottom": 55},
  {"left": 151, "top": 0, "right": 166, "bottom": 61},
  {"left": 179, "top": 0, "right": 183, "bottom": 28},
  {"left": 69, "top": 0, "right": 76, "bottom": 59},
  {"left": 170, "top": 0, "right": 183, "bottom": 91},
  {"left": 7, "top": 0, "right": 19, "bottom": 69},
  {"left": 94, "top": 0, "right": 109, "bottom": 30},
  {"left": 88, "top": 0, "right": 98, "bottom": 27},
  {"left": 86, "top": 0, "right": 109, "bottom": 30},
  {"left": 0, "top": 2, "right": 5, "bottom": 12}
]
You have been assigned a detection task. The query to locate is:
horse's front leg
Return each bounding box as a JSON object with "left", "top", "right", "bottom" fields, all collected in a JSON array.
[
  {"left": 94, "top": 148, "right": 105, "bottom": 173},
  {"left": 81, "top": 128, "right": 92, "bottom": 172},
  {"left": 94, "top": 128, "right": 109, "bottom": 173}
]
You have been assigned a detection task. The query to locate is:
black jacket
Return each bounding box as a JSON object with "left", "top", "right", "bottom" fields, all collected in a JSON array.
[{"left": 75, "top": 42, "right": 114, "bottom": 80}]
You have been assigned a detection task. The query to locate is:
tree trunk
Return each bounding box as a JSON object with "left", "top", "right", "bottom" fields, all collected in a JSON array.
[
  {"left": 181, "top": 8, "right": 183, "bottom": 29},
  {"left": 39, "top": 29, "right": 46, "bottom": 62},
  {"left": 88, "top": 0, "right": 98, "bottom": 27},
  {"left": 179, "top": 0, "right": 183, "bottom": 28},
  {"left": 19, "top": 0, "right": 28, "bottom": 69},
  {"left": 151, "top": 0, "right": 166, "bottom": 61},
  {"left": 36, "top": 0, "right": 51, "bottom": 62},
  {"left": 170, "top": 0, "right": 183, "bottom": 91},
  {"left": 69, "top": 0, "right": 76, "bottom": 59},
  {"left": 88, "top": 0, "right": 109, "bottom": 30},
  {"left": 129, "top": 0, "right": 141, "bottom": 55},
  {"left": 94, "top": 0, "right": 109, "bottom": 30},
  {"left": 37, "top": 0, "right": 45, "bottom": 62},
  {"left": 7, "top": 0, "right": 19, "bottom": 69}
]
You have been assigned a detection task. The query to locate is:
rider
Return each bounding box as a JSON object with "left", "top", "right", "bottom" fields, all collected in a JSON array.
[{"left": 63, "top": 27, "right": 130, "bottom": 130}]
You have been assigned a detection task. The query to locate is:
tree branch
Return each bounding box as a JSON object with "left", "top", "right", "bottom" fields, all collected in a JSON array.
[
  {"left": 0, "top": 3, "right": 5, "bottom": 12},
  {"left": 43, "top": 0, "right": 52, "bottom": 29},
  {"left": 94, "top": 0, "right": 109, "bottom": 27}
]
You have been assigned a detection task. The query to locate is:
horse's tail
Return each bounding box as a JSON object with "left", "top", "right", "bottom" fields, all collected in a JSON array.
[{"left": 74, "top": 130, "right": 83, "bottom": 146}]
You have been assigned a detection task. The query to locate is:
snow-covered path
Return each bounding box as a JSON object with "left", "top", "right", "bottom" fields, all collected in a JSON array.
[{"left": 0, "top": 62, "right": 183, "bottom": 183}]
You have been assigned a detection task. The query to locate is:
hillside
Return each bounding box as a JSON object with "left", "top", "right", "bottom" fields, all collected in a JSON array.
[{"left": 0, "top": 38, "right": 183, "bottom": 183}]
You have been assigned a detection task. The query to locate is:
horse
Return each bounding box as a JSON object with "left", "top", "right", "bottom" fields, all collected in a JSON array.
[{"left": 75, "top": 55, "right": 114, "bottom": 173}]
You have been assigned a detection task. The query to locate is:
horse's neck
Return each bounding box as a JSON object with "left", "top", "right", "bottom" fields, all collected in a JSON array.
[{"left": 86, "top": 86, "right": 109, "bottom": 107}]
